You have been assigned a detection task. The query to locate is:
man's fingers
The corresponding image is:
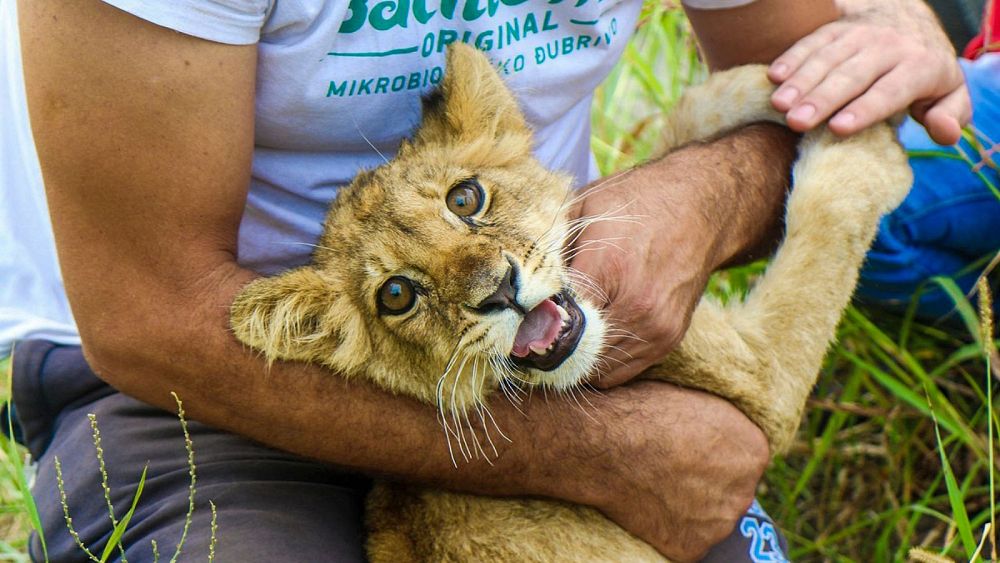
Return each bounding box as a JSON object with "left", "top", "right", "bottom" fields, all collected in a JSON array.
[
  {"left": 768, "top": 22, "right": 844, "bottom": 83},
  {"left": 919, "top": 84, "right": 972, "bottom": 145},
  {"left": 771, "top": 36, "right": 861, "bottom": 111},
  {"left": 826, "top": 67, "right": 921, "bottom": 136},
  {"left": 785, "top": 51, "right": 899, "bottom": 131}
]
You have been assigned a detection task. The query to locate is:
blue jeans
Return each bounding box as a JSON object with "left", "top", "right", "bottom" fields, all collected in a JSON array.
[{"left": 857, "top": 54, "right": 1000, "bottom": 320}]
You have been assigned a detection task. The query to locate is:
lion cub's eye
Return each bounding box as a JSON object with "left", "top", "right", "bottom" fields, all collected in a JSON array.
[
  {"left": 446, "top": 179, "right": 485, "bottom": 218},
  {"left": 378, "top": 276, "right": 417, "bottom": 315}
]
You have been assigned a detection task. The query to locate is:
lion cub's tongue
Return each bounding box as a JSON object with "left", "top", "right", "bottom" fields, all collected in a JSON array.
[{"left": 511, "top": 299, "right": 564, "bottom": 358}]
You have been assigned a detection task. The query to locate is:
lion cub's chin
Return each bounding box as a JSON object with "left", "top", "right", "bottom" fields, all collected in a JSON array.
[{"left": 517, "top": 300, "right": 607, "bottom": 390}]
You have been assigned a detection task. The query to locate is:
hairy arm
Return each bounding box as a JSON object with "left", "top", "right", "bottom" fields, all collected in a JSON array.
[
  {"left": 576, "top": 0, "right": 834, "bottom": 387},
  {"left": 19, "top": 1, "right": 766, "bottom": 560},
  {"left": 579, "top": 0, "right": 966, "bottom": 380}
]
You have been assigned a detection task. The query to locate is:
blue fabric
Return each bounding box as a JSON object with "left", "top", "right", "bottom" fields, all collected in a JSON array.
[{"left": 857, "top": 54, "right": 1000, "bottom": 320}]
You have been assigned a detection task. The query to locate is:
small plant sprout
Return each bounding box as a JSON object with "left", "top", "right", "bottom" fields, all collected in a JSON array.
[{"left": 53, "top": 392, "right": 215, "bottom": 562}]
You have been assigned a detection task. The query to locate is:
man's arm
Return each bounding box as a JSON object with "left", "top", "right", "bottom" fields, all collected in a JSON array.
[
  {"left": 18, "top": 1, "right": 767, "bottom": 560},
  {"left": 684, "top": 0, "right": 840, "bottom": 68},
  {"left": 577, "top": 0, "right": 837, "bottom": 387},
  {"left": 578, "top": 0, "right": 968, "bottom": 384}
]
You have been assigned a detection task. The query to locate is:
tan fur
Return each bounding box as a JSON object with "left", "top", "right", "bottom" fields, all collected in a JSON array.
[{"left": 230, "top": 44, "right": 912, "bottom": 561}]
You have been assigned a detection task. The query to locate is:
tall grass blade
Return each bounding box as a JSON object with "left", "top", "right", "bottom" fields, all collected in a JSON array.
[
  {"left": 979, "top": 278, "right": 997, "bottom": 560},
  {"left": 927, "top": 387, "right": 977, "bottom": 557},
  {"left": 98, "top": 465, "right": 147, "bottom": 563},
  {"left": 3, "top": 350, "right": 46, "bottom": 562}
]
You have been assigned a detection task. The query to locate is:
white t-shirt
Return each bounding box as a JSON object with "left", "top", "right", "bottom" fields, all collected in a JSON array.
[{"left": 0, "top": 0, "right": 750, "bottom": 354}]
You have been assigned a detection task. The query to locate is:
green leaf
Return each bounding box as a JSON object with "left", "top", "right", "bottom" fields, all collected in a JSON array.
[
  {"left": 99, "top": 465, "right": 147, "bottom": 563},
  {"left": 929, "top": 390, "right": 977, "bottom": 557},
  {"left": 4, "top": 351, "right": 48, "bottom": 562}
]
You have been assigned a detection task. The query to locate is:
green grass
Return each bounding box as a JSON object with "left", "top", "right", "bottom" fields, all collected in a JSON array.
[
  {"left": 0, "top": 356, "right": 33, "bottom": 562},
  {"left": 593, "top": 4, "right": 1000, "bottom": 561},
  {"left": 0, "top": 4, "right": 997, "bottom": 561}
]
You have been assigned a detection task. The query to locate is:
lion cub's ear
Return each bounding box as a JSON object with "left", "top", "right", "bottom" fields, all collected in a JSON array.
[
  {"left": 413, "top": 43, "right": 531, "bottom": 151},
  {"left": 230, "top": 267, "right": 347, "bottom": 366}
]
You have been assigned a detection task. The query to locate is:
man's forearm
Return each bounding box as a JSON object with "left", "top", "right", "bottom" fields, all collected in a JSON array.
[
  {"left": 639, "top": 122, "right": 798, "bottom": 270},
  {"left": 569, "top": 121, "right": 798, "bottom": 386},
  {"left": 90, "top": 263, "right": 769, "bottom": 560},
  {"left": 90, "top": 261, "right": 543, "bottom": 494},
  {"left": 684, "top": 0, "right": 839, "bottom": 70}
]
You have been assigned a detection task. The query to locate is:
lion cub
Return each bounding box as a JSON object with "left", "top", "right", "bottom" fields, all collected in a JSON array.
[{"left": 231, "top": 44, "right": 912, "bottom": 561}]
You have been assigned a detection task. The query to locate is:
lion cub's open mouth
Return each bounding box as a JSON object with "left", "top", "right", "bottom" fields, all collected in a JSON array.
[{"left": 510, "top": 290, "right": 586, "bottom": 371}]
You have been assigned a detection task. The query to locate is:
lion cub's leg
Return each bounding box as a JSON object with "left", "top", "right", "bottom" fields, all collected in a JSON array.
[{"left": 643, "top": 69, "right": 912, "bottom": 454}]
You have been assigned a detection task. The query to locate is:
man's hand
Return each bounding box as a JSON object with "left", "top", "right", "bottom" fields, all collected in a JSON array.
[
  {"left": 529, "top": 381, "right": 770, "bottom": 561},
  {"left": 564, "top": 382, "right": 770, "bottom": 561},
  {"left": 569, "top": 170, "right": 713, "bottom": 388},
  {"left": 769, "top": 0, "right": 971, "bottom": 145},
  {"left": 571, "top": 125, "right": 796, "bottom": 387}
]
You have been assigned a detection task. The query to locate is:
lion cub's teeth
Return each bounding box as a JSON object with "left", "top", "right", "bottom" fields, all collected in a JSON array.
[
  {"left": 529, "top": 343, "right": 549, "bottom": 355},
  {"left": 556, "top": 305, "right": 570, "bottom": 322}
]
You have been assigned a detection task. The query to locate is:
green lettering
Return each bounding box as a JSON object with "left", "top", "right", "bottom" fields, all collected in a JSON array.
[
  {"left": 412, "top": 0, "right": 436, "bottom": 23},
  {"left": 327, "top": 81, "right": 348, "bottom": 97},
  {"left": 463, "top": 0, "right": 488, "bottom": 20},
  {"left": 338, "top": 0, "right": 369, "bottom": 33},
  {"left": 534, "top": 46, "right": 545, "bottom": 64},
  {"left": 542, "top": 10, "right": 557, "bottom": 31},
  {"left": 375, "top": 76, "right": 390, "bottom": 94},
  {"left": 440, "top": 0, "right": 458, "bottom": 19},
  {"left": 523, "top": 13, "right": 538, "bottom": 35},
  {"left": 408, "top": 72, "right": 422, "bottom": 89},
  {"left": 475, "top": 30, "right": 494, "bottom": 50},
  {"left": 370, "top": 0, "right": 410, "bottom": 30},
  {"left": 561, "top": 36, "right": 573, "bottom": 54},
  {"left": 504, "top": 18, "right": 520, "bottom": 43},
  {"left": 437, "top": 29, "right": 459, "bottom": 52}
]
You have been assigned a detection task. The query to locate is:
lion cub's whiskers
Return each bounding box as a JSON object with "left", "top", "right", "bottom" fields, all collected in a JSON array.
[
  {"left": 563, "top": 384, "right": 601, "bottom": 424},
  {"left": 449, "top": 354, "right": 475, "bottom": 463},
  {"left": 352, "top": 118, "right": 391, "bottom": 165},
  {"left": 437, "top": 342, "right": 521, "bottom": 466},
  {"left": 542, "top": 206, "right": 643, "bottom": 263},
  {"left": 602, "top": 328, "right": 646, "bottom": 344},
  {"left": 559, "top": 237, "right": 630, "bottom": 263},
  {"left": 435, "top": 348, "right": 465, "bottom": 467},
  {"left": 272, "top": 241, "right": 339, "bottom": 253},
  {"left": 601, "top": 343, "right": 635, "bottom": 361},
  {"left": 525, "top": 174, "right": 631, "bottom": 266},
  {"left": 531, "top": 172, "right": 628, "bottom": 239},
  {"left": 559, "top": 173, "right": 631, "bottom": 211},
  {"left": 563, "top": 266, "right": 611, "bottom": 306}
]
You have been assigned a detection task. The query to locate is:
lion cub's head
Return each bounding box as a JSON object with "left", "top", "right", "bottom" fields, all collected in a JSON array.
[{"left": 231, "top": 44, "right": 606, "bottom": 409}]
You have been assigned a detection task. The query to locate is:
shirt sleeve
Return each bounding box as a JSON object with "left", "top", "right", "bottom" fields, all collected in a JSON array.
[
  {"left": 100, "top": 0, "right": 270, "bottom": 45},
  {"left": 682, "top": 0, "right": 758, "bottom": 8}
]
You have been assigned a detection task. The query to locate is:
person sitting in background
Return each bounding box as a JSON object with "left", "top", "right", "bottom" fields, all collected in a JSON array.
[{"left": 856, "top": 0, "right": 1000, "bottom": 321}]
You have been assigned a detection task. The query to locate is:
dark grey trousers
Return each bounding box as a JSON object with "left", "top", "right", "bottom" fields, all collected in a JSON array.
[{"left": 11, "top": 340, "right": 789, "bottom": 562}]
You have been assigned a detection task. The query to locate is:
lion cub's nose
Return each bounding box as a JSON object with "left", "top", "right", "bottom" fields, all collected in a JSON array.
[{"left": 474, "top": 264, "right": 525, "bottom": 315}]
